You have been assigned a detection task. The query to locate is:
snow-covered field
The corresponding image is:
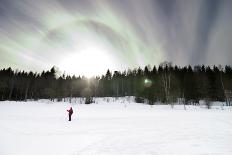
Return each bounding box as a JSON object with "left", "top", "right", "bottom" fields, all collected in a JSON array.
[{"left": 0, "top": 98, "right": 232, "bottom": 155}]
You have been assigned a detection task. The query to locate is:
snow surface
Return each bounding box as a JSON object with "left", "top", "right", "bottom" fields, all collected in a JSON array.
[{"left": 0, "top": 98, "right": 232, "bottom": 155}]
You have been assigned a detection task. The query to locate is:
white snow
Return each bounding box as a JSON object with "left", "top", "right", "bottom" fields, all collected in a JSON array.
[{"left": 0, "top": 98, "right": 232, "bottom": 155}]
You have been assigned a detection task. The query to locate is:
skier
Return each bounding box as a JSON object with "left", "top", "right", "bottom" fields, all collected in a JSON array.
[{"left": 67, "top": 107, "right": 73, "bottom": 121}]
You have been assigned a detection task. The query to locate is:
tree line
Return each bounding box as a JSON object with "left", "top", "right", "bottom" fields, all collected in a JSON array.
[{"left": 0, "top": 62, "right": 232, "bottom": 105}]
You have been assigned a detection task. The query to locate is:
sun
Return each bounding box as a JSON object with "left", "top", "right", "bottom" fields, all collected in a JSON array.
[{"left": 59, "top": 40, "right": 116, "bottom": 78}]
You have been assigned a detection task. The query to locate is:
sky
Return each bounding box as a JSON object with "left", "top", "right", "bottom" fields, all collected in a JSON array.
[{"left": 0, "top": 0, "right": 232, "bottom": 77}]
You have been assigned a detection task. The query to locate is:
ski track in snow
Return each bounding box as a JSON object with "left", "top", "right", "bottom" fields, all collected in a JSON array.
[{"left": 0, "top": 99, "right": 232, "bottom": 155}]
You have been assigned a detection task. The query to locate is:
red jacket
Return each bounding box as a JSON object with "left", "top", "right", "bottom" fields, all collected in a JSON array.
[{"left": 67, "top": 107, "right": 73, "bottom": 115}]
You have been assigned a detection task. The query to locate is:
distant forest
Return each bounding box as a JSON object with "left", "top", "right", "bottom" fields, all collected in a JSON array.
[{"left": 0, "top": 62, "right": 232, "bottom": 105}]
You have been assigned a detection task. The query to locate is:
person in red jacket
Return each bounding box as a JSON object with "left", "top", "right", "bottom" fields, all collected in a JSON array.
[{"left": 67, "top": 107, "right": 73, "bottom": 121}]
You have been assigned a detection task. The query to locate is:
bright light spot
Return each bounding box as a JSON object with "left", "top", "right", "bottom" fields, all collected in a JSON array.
[
  {"left": 144, "top": 79, "right": 152, "bottom": 88},
  {"left": 59, "top": 42, "right": 116, "bottom": 77}
]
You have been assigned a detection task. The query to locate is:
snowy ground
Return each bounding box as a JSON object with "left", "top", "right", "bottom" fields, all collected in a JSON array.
[{"left": 0, "top": 98, "right": 232, "bottom": 155}]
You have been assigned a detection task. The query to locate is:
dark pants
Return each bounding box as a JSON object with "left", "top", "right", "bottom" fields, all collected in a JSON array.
[{"left": 69, "top": 114, "right": 72, "bottom": 121}]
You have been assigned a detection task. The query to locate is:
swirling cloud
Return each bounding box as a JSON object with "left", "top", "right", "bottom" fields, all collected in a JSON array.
[{"left": 0, "top": 0, "right": 231, "bottom": 76}]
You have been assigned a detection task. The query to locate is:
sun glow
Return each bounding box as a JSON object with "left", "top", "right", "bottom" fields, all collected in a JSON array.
[{"left": 59, "top": 41, "right": 116, "bottom": 78}]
